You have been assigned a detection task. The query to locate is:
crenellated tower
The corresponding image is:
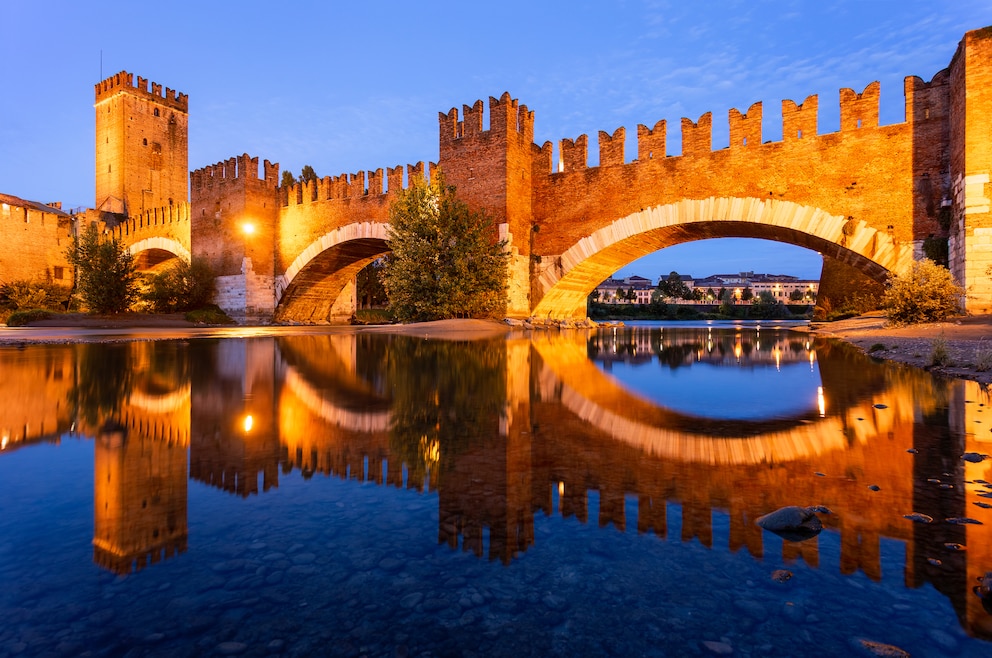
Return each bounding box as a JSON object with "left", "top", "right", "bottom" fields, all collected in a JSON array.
[
  {"left": 439, "top": 93, "right": 536, "bottom": 317},
  {"left": 94, "top": 71, "right": 189, "bottom": 217},
  {"left": 190, "top": 154, "right": 280, "bottom": 320}
]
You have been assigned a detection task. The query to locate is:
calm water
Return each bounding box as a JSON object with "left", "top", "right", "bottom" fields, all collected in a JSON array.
[{"left": 1, "top": 322, "right": 991, "bottom": 657}]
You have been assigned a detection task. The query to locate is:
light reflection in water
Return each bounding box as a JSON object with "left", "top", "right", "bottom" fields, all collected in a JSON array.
[{"left": 0, "top": 328, "right": 991, "bottom": 651}]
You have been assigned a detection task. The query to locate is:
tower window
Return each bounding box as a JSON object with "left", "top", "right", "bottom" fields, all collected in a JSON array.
[
  {"left": 154, "top": 108, "right": 160, "bottom": 117},
  {"left": 143, "top": 138, "right": 147, "bottom": 146}
]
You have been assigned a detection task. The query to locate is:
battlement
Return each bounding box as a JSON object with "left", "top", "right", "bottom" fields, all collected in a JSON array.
[
  {"left": 94, "top": 71, "right": 188, "bottom": 112},
  {"left": 544, "top": 75, "right": 947, "bottom": 173},
  {"left": 283, "top": 161, "right": 435, "bottom": 207},
  {"left": 190, "top": 154, "right": 279, "bottom": 193},
  {"left": 108, "top": 201, "right": 191, "bottom": 241},
  {"left": 439, "top": 92, "right": 534, "bottom": 144}
]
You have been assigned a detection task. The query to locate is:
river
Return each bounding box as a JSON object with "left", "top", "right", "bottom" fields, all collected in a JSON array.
[{"left": 1, "top": 321, "right": 990, "bottom": 656}]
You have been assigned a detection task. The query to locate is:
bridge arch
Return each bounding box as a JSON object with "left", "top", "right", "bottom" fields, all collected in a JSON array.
[
  {"left": 127, "top": 237, "right": 191, "bottom": 272},
  {"left": 275, "top": 222, "right": 391, "bottom": 323},
  {"left": 532, "top": 197, "right": 916, "bottom": 319}
]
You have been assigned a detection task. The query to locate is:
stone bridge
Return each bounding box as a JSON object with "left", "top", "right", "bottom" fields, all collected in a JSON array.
[{"left": 111, "top": 27, "right": 992, "bottom": 322}]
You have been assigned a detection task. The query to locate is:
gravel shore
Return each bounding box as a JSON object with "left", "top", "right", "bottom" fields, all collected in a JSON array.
[{"left": 807, "top": 312, "right": 992, "bottom": 384}]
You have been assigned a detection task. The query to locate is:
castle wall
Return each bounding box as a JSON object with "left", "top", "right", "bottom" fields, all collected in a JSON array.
[
  {"left": 0, "top": 196, "right": 75, "bottom": 287},
  {"left": 948, "top": 28, "right": 992, "bottom": 312}
]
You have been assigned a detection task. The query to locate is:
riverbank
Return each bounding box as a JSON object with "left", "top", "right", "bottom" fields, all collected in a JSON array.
[
  {"left": 807, "top": 311, "right": 992, "bottom": 384},
  {"left": 7, "top": 311, "right": 992, "bottom": 383}
]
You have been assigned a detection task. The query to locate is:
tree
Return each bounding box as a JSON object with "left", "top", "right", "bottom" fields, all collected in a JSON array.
[
  {"left": 281, "top": 170, "right": 297, "bottom": 188},
  {"left": 741, "top": 286, "right": 754, "bottom": 301},
  {"left": 384, "top": 173, "right": 508, "bottom": 321},
  {"left": 657, "top": 271, "right": 690, "bottom": 300},
  {"left": 300, "top": 165, "right": 318, "bottom": 186},
  {"left": 66, "top": 225, "right": 139, "bottom": 314},
  {"left": 143, "top": 258, "right": 215, "bottom": 312},
  {"left": 356, "top": 258, "right": 388, "bottom": 308},
  {"left": 883, "top": 259, "right": 963, "bottom": 325},
  {"left": 789, "top": 289, "right": 805, "bottom": 302}
]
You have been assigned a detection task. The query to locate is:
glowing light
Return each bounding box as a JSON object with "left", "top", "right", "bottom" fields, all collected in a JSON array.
[
  {"left": 558, "top": 481, "right": 565, "bottom": 497},
  {"left": 1, "top": 434, "right": 8, "bottom": 450},
  {"left": 243, "top": 414, "right": 254, "bottom": 433},
  {"left": 817, "top": 386, "right": 826, "bottom": 417},
  {"left": 242, "top": 222, "right": 256, "bottom": 236}
]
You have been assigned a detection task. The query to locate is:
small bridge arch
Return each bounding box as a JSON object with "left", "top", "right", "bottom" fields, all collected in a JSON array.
[
  {"left": 275, "top": 222, "right": 391, "bottom": 323},
  {"left": 532, "top": 197, "right": 915, "bottom": 319},
  {"left": 128, "top": 237, "right": 191, "bottom": 272}
]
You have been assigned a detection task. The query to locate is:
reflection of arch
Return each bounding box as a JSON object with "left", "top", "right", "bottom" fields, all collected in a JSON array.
[
  {"left": 275, "top": 222, "right": 390, "bottom": 322},
  {"left": 531, "top": 333, "right": 905, "bottom": 465},
  {"left": 128, "top": 237, "right": 191, "bottom": 271},
  {"left": 284, "top": 367, "right": 391, "bottom": 432},
  {"left": 128, "top": 386, "right": 191, "bottom": 415},
  {"left": 533, "top": 197, "right": 914, "bottom": 318}
]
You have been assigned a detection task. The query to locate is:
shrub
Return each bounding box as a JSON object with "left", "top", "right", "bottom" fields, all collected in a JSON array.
[
  {"left": 6, "top": 309, "right": 53, "bottom": 326},
  {"left": 1, "top": 280, "right": 72, "bottom": 312},
  {"left": 883, "top": 259, "right": 963, "bottom": 325},
  {"left": 868, "top": 343, "right": 886, "bottom": 353},
  {"left": 929, "top": 334, "right": 951, "bottom": 367},
  {"left": 184, "top": 305, "right": 235, "bottom": 325},
  {"left": 143, "top": 258, "right": 215, "bottom": 312},
  {"left": 975, "top": 341, "right": 992, "bottom": 372}
]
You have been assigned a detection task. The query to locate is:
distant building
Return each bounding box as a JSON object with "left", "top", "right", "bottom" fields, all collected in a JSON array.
[{"left": 593, "top": 271, "right": 818, "bottom": 305}]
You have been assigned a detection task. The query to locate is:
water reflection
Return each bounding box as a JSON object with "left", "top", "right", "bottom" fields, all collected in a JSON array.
[{"left": 1, "top": 327, "right": 992, "bottom": 642}]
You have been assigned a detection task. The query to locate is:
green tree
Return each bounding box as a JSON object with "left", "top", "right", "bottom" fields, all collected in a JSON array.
[
  {"left": 356, "top": 258, "right": 388, "bottom": 308},
  {"left": 143, "top": 258, "right": 215, "bottom": 312},
  {"left": 789, "top": 289, "right": 805, "bottom": 302},
  {"left": 66, "top": 225, "right": 139, "bottom": 314},
  {"left": 883, "top": 259, "right": 963, "bottom": 325},
  {"left": 281, "top": 170, "right": 297, "bottom": 188},
  {"left": 657, "top": 271, "right": 690, "bottom": 300},
  {"left": 300, "top": 165, "right": 318, "bottom": 186},
  {"left": 384, "top": 174, "right": 508, "bottom": 321},
  {"left": 741, "top": 286, "right": 754, "bottom": 301}
]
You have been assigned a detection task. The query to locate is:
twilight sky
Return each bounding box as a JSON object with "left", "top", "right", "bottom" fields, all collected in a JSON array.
[{"left": 2, "top": 0, "right": 990, "bottom": 282}]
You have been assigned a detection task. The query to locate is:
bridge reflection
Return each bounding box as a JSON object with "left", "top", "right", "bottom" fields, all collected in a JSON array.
[{"left": 1, "top": 330, "right": 990, "bottom": 638}]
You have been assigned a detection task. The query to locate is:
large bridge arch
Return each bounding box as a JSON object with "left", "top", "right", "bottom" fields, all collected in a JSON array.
[
  {"left": 128, "top": 237, "right": 191, "bottom": 272},
  {"left": 275, "top": 222, "right": 390, "bottom": 323},
  {"left": 532, "top": 197, "right": 916, "bottom": 319}
]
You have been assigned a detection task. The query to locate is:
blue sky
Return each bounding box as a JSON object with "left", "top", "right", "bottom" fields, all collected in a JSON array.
[{"left": 2, "top": 1, "right": 990, "bottom": 281}]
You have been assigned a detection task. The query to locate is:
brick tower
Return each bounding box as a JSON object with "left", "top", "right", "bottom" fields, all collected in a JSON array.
[
  {"left": 94, "top": 71, "right": 189, "bottom": 217},
  {"left": 438, "top": 93, "right": 536, "bottom": 317}
]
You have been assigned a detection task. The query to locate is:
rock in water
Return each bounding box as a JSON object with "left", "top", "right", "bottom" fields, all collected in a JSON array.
[
  {"left": 903, "top": 512, "right": 934, "bottom": 524},
  {"left": 855, "top": 638, "right": 909, "bottom": 657},
  {"left": 755, "top": 506, "right": 824, "bottom": 541}
]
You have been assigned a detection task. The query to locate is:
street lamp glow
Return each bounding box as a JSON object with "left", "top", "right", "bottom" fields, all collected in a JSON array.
[{"left": 242, "top": 222, "right": 256, "bottom": 236}]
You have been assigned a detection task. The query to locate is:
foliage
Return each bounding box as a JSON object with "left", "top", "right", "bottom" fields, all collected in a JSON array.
[
  {"left": 143, "top": 258, "right": 215, "bottom": 312},
  {"left": 789, "top": 289, "right": 805, "bottom": 302},
  {"left": 184, "top": 305, "right": 235, "bottom": 325},
  {"left": 281, "top": 165, "right": 318, "bottom": 189},
  {"left": 66, "top": 225, "right": 139, "bottom": 314},
  {"left": 0, "top": 279, "right": 72, "bottom": 312},
  {"left": 929, "top": 334, "right": 951, "bottom": 367},
  {"left": 922, "top": 236, "right": 949, "bottom": 266},
  {"left": 5, "top": 309, "right": 53, "bottom": 326},
  {"left": 882, "top": 259, "right": 963, "bottom": 325},
  {"left": 657, "top": 271, "right": 690, "bottom": 300},
  {"left": 357, "top": 258, "right": 388, "bottom": 308},
  {"left": 975, "top": 341, "right": 992, "bottom": 372},
  {"left": 353, "top": 308, "right": 394, "bottom": 325},
  {"left": 383, "top": 173, "right": 507, "bottom": 321},
  {"left": 741, "top": 286, "right": 754, "bottom": 301},
  {"left": 868, "top": 343, "right": 886, "bottom": 353}
]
